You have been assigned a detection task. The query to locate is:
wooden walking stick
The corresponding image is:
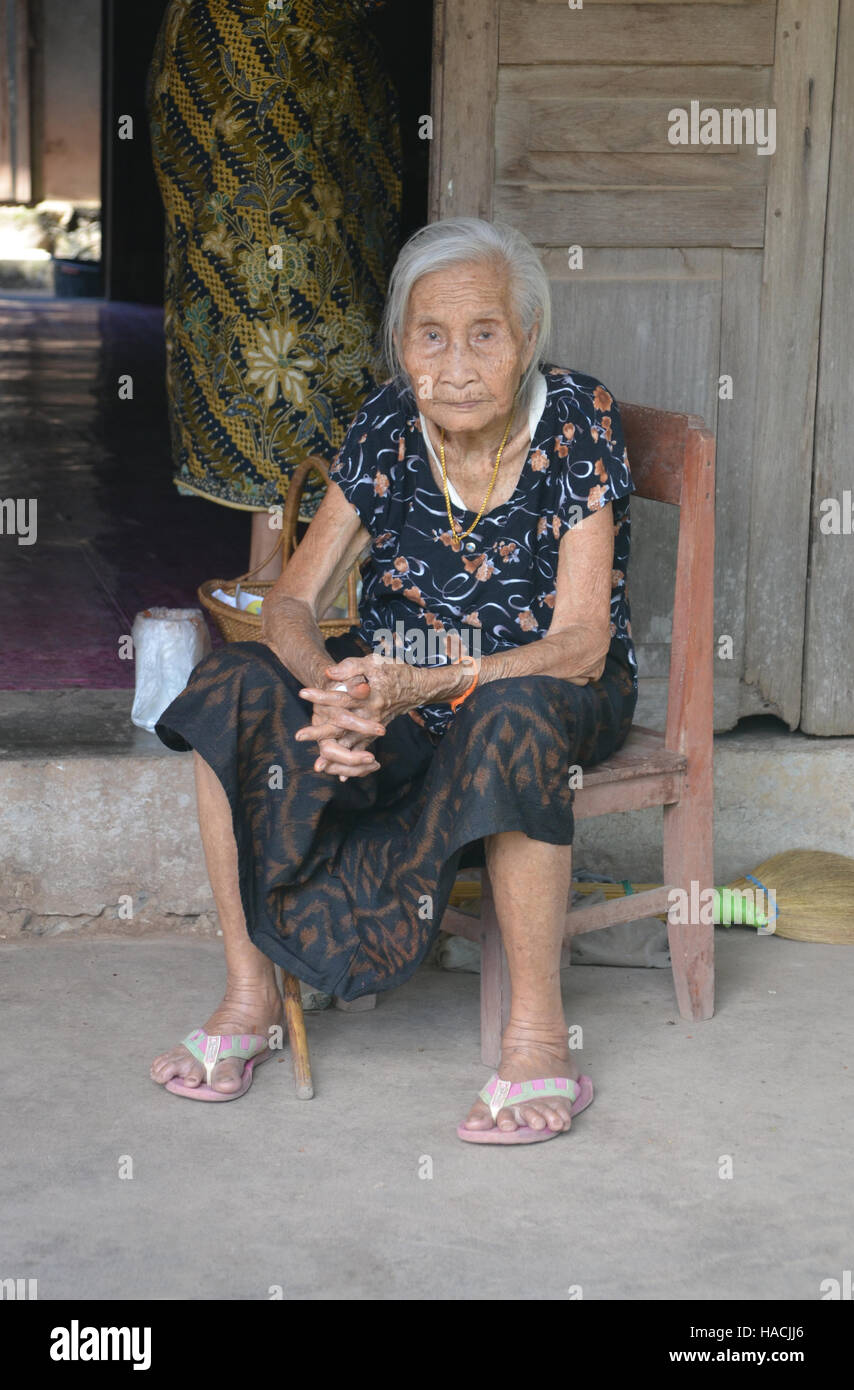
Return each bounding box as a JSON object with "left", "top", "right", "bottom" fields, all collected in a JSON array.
[{"left": 280, "top": 968, "right": 314, "bottom": 1099}]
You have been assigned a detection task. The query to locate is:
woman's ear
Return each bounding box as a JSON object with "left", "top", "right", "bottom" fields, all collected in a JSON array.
[{"left": 519, "top": 318, "right": 540, "bottom": 376}]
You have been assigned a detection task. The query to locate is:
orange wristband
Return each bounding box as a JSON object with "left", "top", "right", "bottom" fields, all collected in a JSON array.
[{"left": 449, "top": 656, "right": 479, "bottom": 712}]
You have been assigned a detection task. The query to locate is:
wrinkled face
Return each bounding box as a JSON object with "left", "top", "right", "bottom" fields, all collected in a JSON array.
[{"left": 397, "top": 259, "right": 538, "bottom": 439}]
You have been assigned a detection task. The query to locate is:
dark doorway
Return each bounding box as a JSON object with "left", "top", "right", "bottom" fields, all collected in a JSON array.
[
  {"left": 101, "top": 0, "right": 435, "bottom": 305},
  {"left": 367, "top": 0, "right": 434, "bottom": 244},
  {"left": 100, "top": 0, "right": 170, "bottom": 303}
]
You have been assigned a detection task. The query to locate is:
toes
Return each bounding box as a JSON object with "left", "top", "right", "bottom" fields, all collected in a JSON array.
[
  {"left": 538, "top": 1103, "right": 569, "bottom": 1131},
  {"left": 464, "top": 1093, "right": 573, "bottom": 1133},
  {"left": 150, "top": 1048, "right": 204, "bottom": 1087},
  {"left": 521, "top": 1102, "right": 571, "bottom": 1132},
  {"left": 210, "top": 1058, "right": 245, "bottom": 1092},
  {"left": 463, "top": 1101, "right": 495, "bottom": 1131},
  {"left": 517, "top": 1104, "right": 547, "bottom": 1131}
]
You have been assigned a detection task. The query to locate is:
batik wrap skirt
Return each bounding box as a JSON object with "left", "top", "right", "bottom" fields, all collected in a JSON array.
[
  {"left": 155, "top": 630, "right": 638, "bottom": 1001},
  {"left": 145, "top": 0, "right": 402, "bottom": 516}
]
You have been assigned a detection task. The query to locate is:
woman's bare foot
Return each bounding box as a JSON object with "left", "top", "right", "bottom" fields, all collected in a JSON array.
[
  {"left": 462, "top": 1020, "right": 581, "bottom": 1134},
  {"left": 150, "top": 977, "right": 284, "bottom": 1095}
]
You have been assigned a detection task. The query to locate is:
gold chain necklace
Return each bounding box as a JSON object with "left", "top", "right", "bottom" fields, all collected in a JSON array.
[{"left": 438, "top": 388, "right": 520, "bottom": 541}]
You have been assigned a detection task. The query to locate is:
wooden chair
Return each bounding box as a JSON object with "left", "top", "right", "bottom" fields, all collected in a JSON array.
[
  {"left": 278, "top": 407, "right": 716, "bottom": 1092},
  {"left": 441, "top": 403, "right": 716, "bottom": 1064}
]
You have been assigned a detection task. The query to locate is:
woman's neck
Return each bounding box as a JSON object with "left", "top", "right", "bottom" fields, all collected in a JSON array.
[
  {"left": 420, "top": 400, "right": 534, "bottom": 514},
  {"left": 423, "top": 397, "right": 529, "bottom": 474}
]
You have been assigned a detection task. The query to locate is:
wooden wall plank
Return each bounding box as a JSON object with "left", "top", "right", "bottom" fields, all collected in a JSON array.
[
  {"left": 494, "top": 185, "right": 766, "bottom": 245},
  {"left": 499, "top": 65, "right": 774, "bottom": 101},
  {"left": 496, "top": 64, "right": 774, "bottom": 186},
  {"left": 743, "top": 0, "right": 839, "bottom": 728},
  {"left": 802, "top": 0, "right": 854, "bottom": 734},
  {"left": 427, "top": 0, "right": 446, "bottom": 222},
  {"left": 431, "top": 0, "right": 498, "bottom": 219},
  {"left": 546, "top": 250, "right": 722, "bottom": 678},
  {"left": 562, "top": 1, "right": 771, "bottom": 6},
  {"left": 521, "top": 98, "right": 774, "bottom": 154},
  {"left": 540, "top": 246, "right": 722, "bottom": 278},
  {"left": 499, "top": 3, "right": 776, "bottom": 65},
  {"left": 499, "top": 150, "right": 772, "bottom": 188},
  {"left": 715, "top": 250, "right": 765, "bottom": 719}
]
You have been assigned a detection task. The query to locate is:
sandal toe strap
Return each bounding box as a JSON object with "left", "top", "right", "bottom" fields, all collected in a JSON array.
[
  {"left": 479, "top": 1073, "right": 579, "bottom": 1122},
  {"left": 181, "top": 1028, "right": 270, "bottom": 1086}
]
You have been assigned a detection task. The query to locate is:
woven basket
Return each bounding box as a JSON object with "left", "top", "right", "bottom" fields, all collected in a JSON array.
[{"left": 198, "top": 454, "right": 360, "bottom": 643}]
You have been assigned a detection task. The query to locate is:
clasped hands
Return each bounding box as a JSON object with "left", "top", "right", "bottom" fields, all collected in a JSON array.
[{"left": 295, "top": 654, "right": 421, "bottom": 782}]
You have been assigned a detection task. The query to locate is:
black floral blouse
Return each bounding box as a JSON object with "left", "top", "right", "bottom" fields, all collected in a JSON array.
[{"left": 329, "top": 362, "right": 637, "bottom": 738}]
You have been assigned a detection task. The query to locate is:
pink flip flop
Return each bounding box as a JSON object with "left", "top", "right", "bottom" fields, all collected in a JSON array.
[
  {"left": 457, "top": 1073, "right": 594, "bottom": 1144},
  {"left": 163, "top": 1028, "right": 272, "bottom": 1102}
]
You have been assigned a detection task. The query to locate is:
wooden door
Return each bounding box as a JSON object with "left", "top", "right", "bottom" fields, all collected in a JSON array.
[{"left": 430, "top": 0, "right": 843, "bottom": 732}]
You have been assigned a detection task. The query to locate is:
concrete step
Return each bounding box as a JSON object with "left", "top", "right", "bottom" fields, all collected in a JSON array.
[{"left": 1, "top": 686, "right": 852, "bottom": 939}]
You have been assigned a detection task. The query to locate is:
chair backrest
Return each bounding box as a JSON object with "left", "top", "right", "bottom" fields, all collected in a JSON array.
[
  {"left": 619, "top": 403, "right": 716, "bottom": 759},
  {"left": 621, "top": 402, "right": 709, "bottom": 507}
]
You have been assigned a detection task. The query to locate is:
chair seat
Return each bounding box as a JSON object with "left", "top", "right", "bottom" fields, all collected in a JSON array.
[{"left": 574, "top": 724, "right": 687, "bottom": 818}]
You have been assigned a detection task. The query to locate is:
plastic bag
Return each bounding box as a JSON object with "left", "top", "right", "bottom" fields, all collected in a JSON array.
[{"left": 130, "top": 607, "right": 212, "bottom": 732}]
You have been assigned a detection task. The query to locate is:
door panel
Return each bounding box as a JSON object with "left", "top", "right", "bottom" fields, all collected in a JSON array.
[{"left": 430, "top": 0, "right": 843, "bottom": 731}]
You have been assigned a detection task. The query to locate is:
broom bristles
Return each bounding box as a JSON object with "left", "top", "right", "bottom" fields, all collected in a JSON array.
[
  {"left": 726, "top": 850, "right": 854, "bottom": 944},
  {"left": 447, "top": 851, "right": 854, "bottom": 944}
]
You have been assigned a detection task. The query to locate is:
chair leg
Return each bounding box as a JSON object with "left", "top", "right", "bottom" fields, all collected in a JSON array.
[
  {"left": 280, "top": 968, "right": 314, "bottom": 1098},
  {"left": 479, "top": 869, "right": 511, "bottom": 1068},
  {"left": 663, "top": 793, "right": 715, "bottom": 1021}
]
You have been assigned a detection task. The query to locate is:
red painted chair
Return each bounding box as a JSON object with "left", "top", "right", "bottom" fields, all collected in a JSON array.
[{"left": 440, "top": 403, "right": 716, "bottom": 1065}]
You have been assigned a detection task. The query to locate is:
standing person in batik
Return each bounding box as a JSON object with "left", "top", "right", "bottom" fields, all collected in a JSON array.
[{"left": 146, "top": 0, "right": 402, "bottom": 576}]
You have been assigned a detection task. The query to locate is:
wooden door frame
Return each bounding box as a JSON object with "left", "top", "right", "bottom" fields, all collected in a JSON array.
[
  {"left": 802, "top": 0, "right": 853, "bottom": 734},
  {"left": 429, "top": 0, "right": 498, "bottom": 221},
  {"left": 743, "top": 0, "right": 838, "bottom": 729},
  {"left": 0, "top": 0, "right": 33, "bottom": 203}
]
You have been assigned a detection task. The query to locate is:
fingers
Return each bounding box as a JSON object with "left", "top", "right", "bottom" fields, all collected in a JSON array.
[
  {"left": 298, "top": 688, "right": 374, "bottom": 723},
  {"left": 298, "top": 686, "right": 351, "bottom": 705},
  {"left": 322, "top": 757, "right": 380, "bottom": 780},
  {"left": 295, "top": 710, "right": 384, "bottom": 743},
  {"left": 323, "top": 658, "right": 371, "bottom": 681},
  {"left": 324, "top": 657, "right": 386, "bottom": 691},
  {"left": 313, "top": 738, "right": 380, "bottom": 779},
  {"left": 328, "top": 762, "right": 379, "bottom": 780}
]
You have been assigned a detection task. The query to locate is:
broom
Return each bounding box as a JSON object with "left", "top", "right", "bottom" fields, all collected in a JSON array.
[
  {"left": 447, "top": 850, "right": 854, "bottom": 944},
  {"left": 723, "top": 850, "right": 854, "bottom": 943}
]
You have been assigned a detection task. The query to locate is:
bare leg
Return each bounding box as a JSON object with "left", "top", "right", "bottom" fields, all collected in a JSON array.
[
  {"left": 462, "top": 832, "right": 578, "bottom": 1133},
  {"left": 248, "top": 509, "right": 283, "bottom": 582},
  {"left": 150, "top": 751, "right": 283, "bottom": 1093}
]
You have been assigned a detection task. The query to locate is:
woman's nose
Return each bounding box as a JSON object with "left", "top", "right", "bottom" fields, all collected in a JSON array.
[{"left": 437, "top": 341, "right": 478, "bottom": 382}]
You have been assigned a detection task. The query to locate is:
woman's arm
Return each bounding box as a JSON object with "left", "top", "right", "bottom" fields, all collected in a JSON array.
[
  {"left": 259, "top": 478, "right": 373, "bottom": 690},
  {"left": 314, "top": 502, "right": 617, "bottom": 717},
  {"left": 402, "top": 502, "right": 616, "bottom": 699},
  {"left": 261, "top": 480, "right": 396, "bottom": 777},
  {"left": 475, "top": 502, "right": 616, "bottom": 687}
]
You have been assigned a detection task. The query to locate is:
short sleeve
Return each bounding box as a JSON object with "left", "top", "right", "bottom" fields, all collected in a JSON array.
[
  {"left": 560, "top": 380, "right": 636, "bottom": 520},
  {"left": 328, "top": 403, "right": 392, "bottom": 538}
]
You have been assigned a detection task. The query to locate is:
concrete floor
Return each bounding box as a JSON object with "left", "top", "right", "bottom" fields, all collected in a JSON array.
[{"left": 2, "top": 930, "right": 851, "bottom": 1301}]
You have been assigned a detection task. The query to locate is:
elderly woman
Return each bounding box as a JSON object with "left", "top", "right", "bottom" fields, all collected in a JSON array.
[{"left": 150, "top": 217, "right": 638, "bottom": 1145}]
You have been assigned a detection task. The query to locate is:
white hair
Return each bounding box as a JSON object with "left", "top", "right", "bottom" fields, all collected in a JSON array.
[{"left": 380, "top": 216, "right": 552, "bottom": 410}]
